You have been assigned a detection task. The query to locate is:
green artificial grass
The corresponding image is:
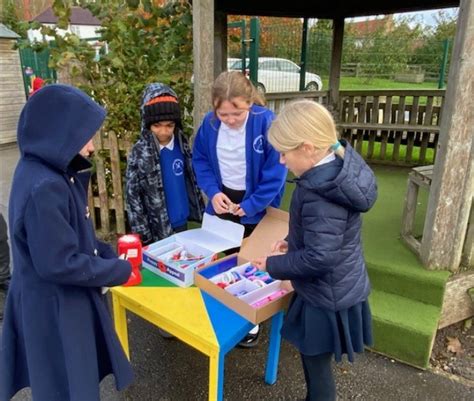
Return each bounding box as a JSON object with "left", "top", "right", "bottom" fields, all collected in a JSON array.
[
  {"left": 360, "top": 142, "right": 435, "bottom": 165},
  {"left": 281, "top": 165, "right": 450, "bottom": 368},
  {"left": 321, "top": 76, "right": 438, "bottom": 92},
  {"left": 370, "top": 291, "right": 440, "bottom": 368}
]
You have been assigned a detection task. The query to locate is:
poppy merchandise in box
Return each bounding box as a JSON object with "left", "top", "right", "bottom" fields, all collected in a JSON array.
[
  {"left": 194, "top": 208, "right": 293, "bottom": 324},
  {"left": 142, "top": 214, "right": 244, "bottom": 287}
]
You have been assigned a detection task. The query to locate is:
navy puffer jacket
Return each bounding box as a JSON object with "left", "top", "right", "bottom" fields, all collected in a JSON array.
[{"left": 267, "top": 141, "right": 377, "bottom": 311}]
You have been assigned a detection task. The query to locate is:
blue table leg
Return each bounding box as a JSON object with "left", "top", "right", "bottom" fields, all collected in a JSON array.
[{"left": 265, "top": 311, "right": 284, "bottom": 384}]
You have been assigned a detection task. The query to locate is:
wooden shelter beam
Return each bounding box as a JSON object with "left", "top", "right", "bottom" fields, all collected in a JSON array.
[
  {"left": 193, "top": 0, "right": 215, "bottom": 133},
  {"left": 214, "top": 11, "right": 227, "bottom": 79},
  {"left": 328, "top": 18, "right": 344, "bottom": 115},
  {"left": 420, "top": 0, "right": 474, "bottom": 271}
]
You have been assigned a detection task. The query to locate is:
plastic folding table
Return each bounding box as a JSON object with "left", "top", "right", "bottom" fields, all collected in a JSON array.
[{"left": 111, "top": 270, "right": 284, "bottom": 401}]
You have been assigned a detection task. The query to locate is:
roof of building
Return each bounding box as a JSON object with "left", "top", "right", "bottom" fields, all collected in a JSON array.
[
  {"left": 0, "top": 23, "right": 20, "bottom": 39},
  {"left": 32, "top": 6, "right": 100, "bottom": 26}
]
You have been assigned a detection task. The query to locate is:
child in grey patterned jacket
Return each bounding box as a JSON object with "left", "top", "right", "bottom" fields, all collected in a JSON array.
[{"left": 125, "top": 83, "right": 204, "bottom": 245}]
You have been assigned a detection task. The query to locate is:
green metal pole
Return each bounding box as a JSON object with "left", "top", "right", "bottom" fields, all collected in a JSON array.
[
  {"left": 299, "top": 18, "right": 309, "bottom": 91},
  {"left": 241, "top": 20, "right": 247, "bottom": 74},
  {"left": 249, "top": 17, "right": 260, "bottom": 86},
  {"left": 228, "top": 21, "right": 246, "bottom": 73},
  {"left": 438, "top": 39, "right": 450, "bottom": 89}
]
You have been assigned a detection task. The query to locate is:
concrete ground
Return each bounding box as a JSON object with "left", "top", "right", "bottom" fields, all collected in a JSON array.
[{"left": 1, "top": 143, "right": 473, "bottom": 401}]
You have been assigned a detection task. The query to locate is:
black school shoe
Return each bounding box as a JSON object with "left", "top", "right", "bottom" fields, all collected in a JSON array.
[{"left": 238, "top": 325, "right": 260, "bottom": 348}]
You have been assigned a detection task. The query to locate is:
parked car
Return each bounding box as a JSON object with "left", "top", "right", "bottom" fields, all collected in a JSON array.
[{"left": 228, "top": 57, "right": 323, "bottom": 93}]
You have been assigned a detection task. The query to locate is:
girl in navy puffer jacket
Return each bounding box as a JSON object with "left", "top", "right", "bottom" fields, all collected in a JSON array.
[{"left": 253, "top": 100, "right": 377, "bottom": 401}]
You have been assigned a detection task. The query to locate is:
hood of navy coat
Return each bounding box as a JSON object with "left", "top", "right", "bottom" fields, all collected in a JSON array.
[
  {"left": 298, "top": 140, "right": 377, "bottom": 213},
  {"left": 140, "top": 82, "right": 180, "bottom": 135},
  {"left": 17, "top": 84, "right": 106, "bottom": 172}
]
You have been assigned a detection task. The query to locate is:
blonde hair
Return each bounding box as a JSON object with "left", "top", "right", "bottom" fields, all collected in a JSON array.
[
  {"left": 268, "top": 99, "right": 345, "bottom": 158},
  {"left": 212, "top": 71, "right": 265, "bottom": 111}
]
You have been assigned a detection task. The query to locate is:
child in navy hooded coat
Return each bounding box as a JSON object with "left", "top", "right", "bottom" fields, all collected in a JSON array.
[
  {"left": 0, "top": 85, "right": 134, "bottom": 401},
  {"left": 253, "top": 100, "right": 377, "bottom": 401}
]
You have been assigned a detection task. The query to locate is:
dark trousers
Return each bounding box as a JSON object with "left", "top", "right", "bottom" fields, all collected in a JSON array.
[
  {"left": 301, "top": 352, "right": 336, "bottom": 401},
  {"left": 173, "top": 224, "right": 188, "bottom": 233},
  {"left": 218, "top": 186, "right": 257, "bottom": 255},
  {"left": 0, "top": 213, "right": 11, "bottom": 285}
]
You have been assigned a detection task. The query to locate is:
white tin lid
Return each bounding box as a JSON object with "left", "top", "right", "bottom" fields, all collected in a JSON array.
[{"left": 175, "top": 213, "right": 245, "bottom": 253}]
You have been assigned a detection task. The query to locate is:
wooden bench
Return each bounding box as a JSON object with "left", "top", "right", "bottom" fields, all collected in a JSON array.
[{"left": 400, "top": 165, "right": 434, "bottom": 255}]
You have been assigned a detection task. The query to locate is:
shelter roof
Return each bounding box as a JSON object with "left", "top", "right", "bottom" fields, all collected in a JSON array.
[{"left": 216, "top": 0, "right": 459, "bottom": 18}]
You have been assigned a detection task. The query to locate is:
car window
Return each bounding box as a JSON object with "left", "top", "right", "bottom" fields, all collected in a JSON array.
[
  {"left": 228, "top": 59, "right": 249, "bottom": 70},
  {"left": 259, "top": 60, "right": 280, "bottom": 71},
  {"left": 227, "top": 59, "right": 238, "bottom": 69},
  {"left": 229, "top": 60, "right": 241, "bottom": 70},
  {"left": 279, "top": 60, "right": 299, "bottom": 73}
]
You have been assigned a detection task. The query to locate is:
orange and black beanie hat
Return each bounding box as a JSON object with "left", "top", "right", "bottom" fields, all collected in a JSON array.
[{"left": 143, "top": 95, "right": 181, "bottom": 129}]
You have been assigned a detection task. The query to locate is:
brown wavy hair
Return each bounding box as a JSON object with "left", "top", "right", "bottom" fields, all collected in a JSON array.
[{"left": 211, "top": 71, "right": 265, "bottom": 112}]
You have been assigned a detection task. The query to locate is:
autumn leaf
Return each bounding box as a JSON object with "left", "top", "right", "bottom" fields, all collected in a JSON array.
[{"left": 446, "top": 336, "right": 463, "bottom": 355}]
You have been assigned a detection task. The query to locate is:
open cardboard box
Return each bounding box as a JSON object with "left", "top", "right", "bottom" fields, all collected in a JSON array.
[
  {"left": 142, "top": 214, "right": 244, "bottom": 287},
  {"left": 194, "top": 207, "right": 293, "bottom": 324}
]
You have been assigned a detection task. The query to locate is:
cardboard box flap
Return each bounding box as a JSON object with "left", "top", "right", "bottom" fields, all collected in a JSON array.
[
  {"left": 238, "top": 207, "right": 289, "bottom": 262},
  {"left": 176, "top": 213, "right": 244, "bottom": 253}
]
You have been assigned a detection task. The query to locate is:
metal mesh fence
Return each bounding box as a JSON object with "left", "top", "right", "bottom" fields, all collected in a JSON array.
[{"left": 227, "top": 17, "right": 453, "bottom": 92}]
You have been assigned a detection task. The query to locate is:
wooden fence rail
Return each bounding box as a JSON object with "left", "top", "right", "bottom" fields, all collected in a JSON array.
[
  {"left": 89, "top": 89, "right": 445, "bottom": 234},
  {"left": 267, "top": 89, "right": 445, "bottom": 166}
]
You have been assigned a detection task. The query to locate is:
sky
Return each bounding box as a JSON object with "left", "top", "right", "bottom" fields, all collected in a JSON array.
[
  {"left": 347, "top": 8, "right": 459, "bottom": 27},
  {"left": 394, "top": 8, "right": 458, "bottom": 26}
]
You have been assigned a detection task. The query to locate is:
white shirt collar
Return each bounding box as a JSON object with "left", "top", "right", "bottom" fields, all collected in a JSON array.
[
  {"left": 314, "top": 151, "right": 336, "bottom": 167},
  {"left": 159, "top": 135, "right": 175, "bottom": 151}
]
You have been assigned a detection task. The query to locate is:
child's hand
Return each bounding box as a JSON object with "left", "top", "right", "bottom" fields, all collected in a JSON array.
[
  {"left": 212, "top": 192, "right": 233, "bottom": 214},
  {"left": 231, "top": 205, "right": 246, "bottom": 217},
  {"left": 271, "top": 240, "right": 288, "bottom": 254},
  {"left": 252, "top": 257, "right": 267, "bottom": 271}
]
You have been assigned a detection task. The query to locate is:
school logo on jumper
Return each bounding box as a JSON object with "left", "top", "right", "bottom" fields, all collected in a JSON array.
[
  {"left": 253, "top": 135, "right": 264, "bottom": 154},
  {"left": 172, "top": 159, "right": 184, "bottom": 176}
]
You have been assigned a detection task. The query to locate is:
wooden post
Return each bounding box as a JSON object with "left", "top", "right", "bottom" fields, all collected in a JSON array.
[
  {"left": 462, "top": 202, "right": 474, "bottom": 268},
  {"left": 328, "top": 18, "right": 344, "bottom": 116},
  {"left": 193, "top": 0, "right": 215, "bottom": 134},
  {"left": 214, "top": 11, "right": 227, "bottom": 79},
  {"left": 420, "top": 0, "right": 474, "bottom": 271}
]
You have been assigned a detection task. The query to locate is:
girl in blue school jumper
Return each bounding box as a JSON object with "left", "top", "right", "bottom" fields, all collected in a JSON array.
[
  {"left": 253, "top": 100, "right": 377, "bottom": 401},
  {"left": 192, "top": 71, "right": 287, "bottom": 347}
]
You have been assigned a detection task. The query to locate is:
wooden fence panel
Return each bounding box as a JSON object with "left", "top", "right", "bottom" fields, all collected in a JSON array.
[
  {"left": 367, "top": 96, "right": 379, "bottom": 160},
  {"left": 355, "top": 96, "right": 367, "bottom": 154},
  {"left": 406, "top": 96, "right": 420, "bottom": 163},
  {"left": 108, "top": 131, "right": 126, "bottom": 234},
  {"left": 92, "top": 133, "right": 110, "bottom": 233},
  {"left": 336, "top": 90, "right": 445, "bottom": 166},
  {"left": 380, "top": 96, "right": 392, "bottom": 160}
]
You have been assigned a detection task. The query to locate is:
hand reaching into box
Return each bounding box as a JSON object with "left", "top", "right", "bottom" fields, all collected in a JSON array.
[
  {"left": 252, "top": 257, "right": 267, "bottom": 272},
  {"left": 271, "top": 240, "right": 288, "bottom": 255}
]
